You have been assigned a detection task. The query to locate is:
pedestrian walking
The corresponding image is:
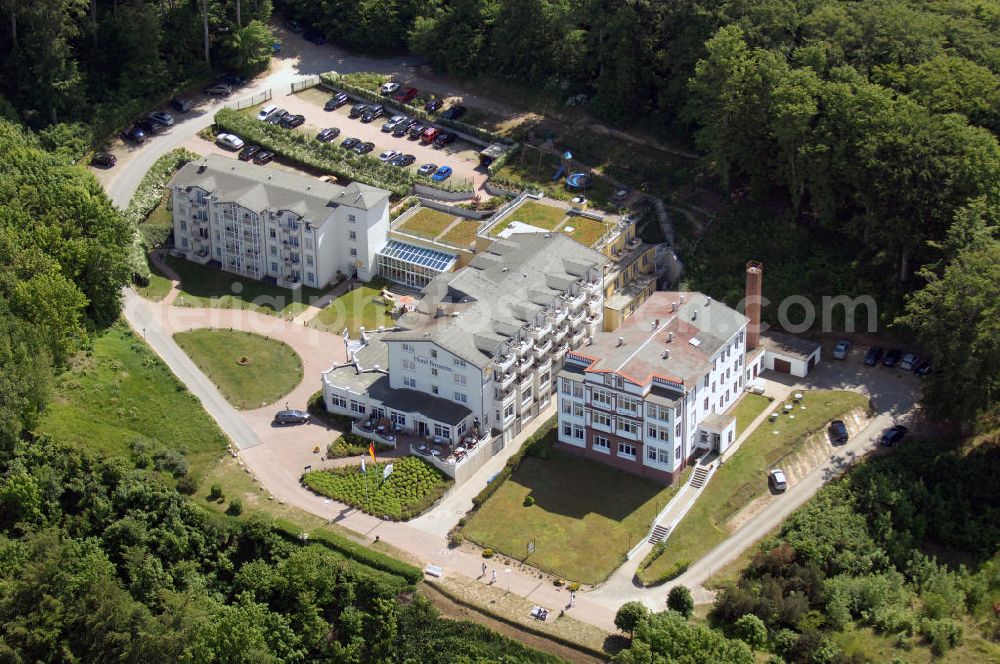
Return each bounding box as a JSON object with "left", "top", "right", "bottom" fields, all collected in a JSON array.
[
  {"left": 481, "top": 562, "right": 487, "bottom": 578},
  {"left": 491, "top": 569, "right": 497, "bottom": 584},
  {"left": 569, "top": 591, "right": 576, "bottom": 608}
]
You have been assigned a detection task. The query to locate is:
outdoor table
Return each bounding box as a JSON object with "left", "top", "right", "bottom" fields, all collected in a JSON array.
[
  {"left": 433, "top": 435, "right": 444, "bottom": 444},
  {"left": 455, "top": 446, "right": 466, "bottom": 454},
  {"left": 376, "top": 425, "right": 386, "bottom": 432},
  {"left": 794, "top": 392, "right": 804, "bottom": 401},
  {"left": 430, "top": 449, "right": 441, "bottom": 457},
  {"left": 385, "top": 435, "right": 395, "bottom": 443},
  {"left": 446, "top": 457, "right": 456, "bottom": 465}
]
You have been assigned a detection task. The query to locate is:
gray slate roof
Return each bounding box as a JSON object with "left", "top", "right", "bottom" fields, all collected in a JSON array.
[
  {"left": 170, "top": 154, "right": 390, "bottom": 225},
  {"left": 388, "top": 233, "right": 607, "bottom": 368}
]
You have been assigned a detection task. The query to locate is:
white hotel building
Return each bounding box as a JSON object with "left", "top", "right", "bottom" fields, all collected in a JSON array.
[
  {"left": 169, "top": 154, "right": 390, "bottom": 288},
  {"left": 321, "top": 233, "right": 608, "bottom": 445}
]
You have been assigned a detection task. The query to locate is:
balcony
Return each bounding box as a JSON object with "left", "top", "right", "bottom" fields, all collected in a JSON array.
[
  {"left": 571, "top": 330, "right": 586, "bottom": 348},
  {"left": 569, "top": 310, "right": 586, "bottom": 328},
  {"left": 553, "top": 343, "right": 569, "bottom": 361},
  {"left": 530, "top": 320, "right": 552, "bottom": 340},
  {"left": 518, "top": 356, "right": 535, "bottom": 376},
  {"left": 533, "top": 338, "right": 552, "bottom": 360},
  {"left": 588, "top": 297, "right": 602, "bottom": 315},
  {"left": 537, "top": 357, "right": 552, "bottom": 375},
  {"left": 584, "top": 280, "right": 601, "bottom": 294},
  {"left": 549, "top": 307, "right": 568, "bottom": 325},
  {"left": 499, "top": 388, "right": 516, "bottom": 406},
  {"left": 496, "top": 371, "right": 516, "bottom": 390},
  {"left": 569, "top": 290, "right": 586, "bottom": 310},
  {"left": 494, "top": 353, "right": 516, "bottom": 373},
  {"left": 514, "top": 338, "right": 532, "bottom": 357},
  {"left": 553, "top": 325, "right": 568, "bottom": 343}
]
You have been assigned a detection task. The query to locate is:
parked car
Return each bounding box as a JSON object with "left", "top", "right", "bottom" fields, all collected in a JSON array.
[
  {"left": 303, "top": 29, "right": 326, "bottom": 45},
  {"left": 203, "top": 82, "right": 232, "bottom": 96},
  {"left": 433, "top": 133, "right": 456, "bottom": 147},
  {"left": 148, "top": 111, "right": 174, "bottom": 126},
  {"left": 880, "top": 425, "right": 908, "bottom": 446},
  {"left": 267, "top": 109, "right": 289, "bottom": 125},
  {"left": 253, "top": 150, "right": 275, "bottom": 165},
  {"left": 393, "top": 120, "right": 416, "bottom": 137},
  {"left": 324, "top": 93, "right": 348, "bottom": 110},
  {"left": 380, "top": 81, "right": 400, "bottom": 95},
  {"left": 221, "top": 73, "right": 247, "bottom": 87},
  {"left": 352, "top": 141, "right": 374, "bottom": 155},
  {"left": 828, "top": 420, "right": 849, "bottom": 444},
  {"left": 431, "top": 165, "right": 452, "bottom": 182},
  {"left": 170, "top": 97, "right": 193, "bottom": 112},
  {"left": 378, "top": 149, "right": 400, "bottom": 162},
  {"left": 238, "top": 145, "right": 262, "bottom": 161},
  {"left": 390, "top": 153, "right": 415, "bottom": 167},
  {"left": 393, "top": 87, "right": 419, "bottom": 104},
  {"left": 341, "top": 137, "right": 361, "bottom": 150},
  {"left": 407, "top": 123, "right": 426, "bottom": 139},
  {"left": 381, "top": 115, "right": 407, "bottom": 132},
  {"left": 122, "top": 126, "right": 147, "bottom": 143},
  {"left": 863, "top": 346, "right": 884, "bottom": 366},
  {"left": 440, "top": 105, "right": 467, "bottom": 120},
  {"left": 424, "top": 98, "right": 443, "bottom": 112},
  {"left": 316, "top": 127, "right": 340, "bottom": 142},
  {"left": 832, "top": 340, "right": 851, "bottom": 360},
  {"left": 90, "top": 152, "right": 117, "bottom": 168},
  {"left": 361, "top": 105, "right": 384, "bottom": 122},
  {"left": 417, "top": 163, "right": 437, "bottom": 177},
  {"left": 215, "top": 133, "right": 244, "bottom": 150},
  {"left": 272, "top": 40, "right": 282, "bottom": 53},
  {"left": 280, "top": 114, "right": 305, "bottom": 128},
  {"left": 882, "top": 348, "right": 902, "bottom": 367},
  {"left": 137, "top": 118, "right": 167, "bottom": 135},
  {"left": 285, "top": 20, "right": 304, "bottom": 33},
  {"left": 348, "top": 103, "right": 369, "bottom": 118},
  {"left": 257, "top": 104, "right": 279, "bottom": 121},
  {"left": 769, "top": 469, "right": 787, "bottom": 492},
  {"left": 899, "top": 352, "right": 918, "bottom": 371},
  {"left": 420, "top": 127, "right": 440, "bottom": 143},
  {"left": 914, "top": 360, "right": 933, "bottom": 377}
]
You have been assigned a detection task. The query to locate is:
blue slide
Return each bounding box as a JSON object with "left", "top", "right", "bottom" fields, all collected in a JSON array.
[{"left": 552, "top": 164, "right": 566, "bottom": 181}]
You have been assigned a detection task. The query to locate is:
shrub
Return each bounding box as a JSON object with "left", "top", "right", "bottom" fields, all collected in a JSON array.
[
  {"left": 645, "top": 560, "right": 690, "bottom": 586},
  {"left": 553, "top": 578, "right": 564, "bottom": 587},
  {"left": 482, "top": 548, "right": 494, "bottom": 559},
  {"left": 523, "top": 495, "right": 535, "bottom": 507},
  {"left": 448, "top": 529, "right": 463, "bottom": 548},
  {"left": 175, "top": 475, "right": 198, "bottom": 495},
  {"left": 667, "top": 585, "right": 695, "bottom": 618},
  {"left": 568, "top": 582, "right": 581, "bottom": 592},
  {"left": 734, "top": 614, "right": 768, "bottom": 651},
  {"left": 227, "top": 498, "right": 244, "bottom": 516},
  {"left": 209, "top": 484, "right": 224, "bottom": 501},
  {"left": 153, "top": 449, "right": 189, "bottom": 477},
  {"left": 921, "top": 618, "right": 962, "bottom": 655},
  {"left": 615, "top": 601, "right": 649, "bottom": 637},
  {"left": 307, "top": 391, "right": 356, "bottom": 431}
]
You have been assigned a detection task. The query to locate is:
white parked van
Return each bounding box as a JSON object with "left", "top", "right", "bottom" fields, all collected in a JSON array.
[{"left": 256, "top": 104, "right": 278, "bottom": 121}]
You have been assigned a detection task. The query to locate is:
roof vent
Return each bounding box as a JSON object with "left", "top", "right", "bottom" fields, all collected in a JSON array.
[
  {"left": 671, "top": 302, "right": 677, "bottom": 312},
  {"left": 435, "top": 305, "right": 446, "bottom": 318},
  {"left": 692, "top": 310, "right": 698, "bottom": 321},
  {"left": 679, "top": 294, "right": 685, "bottom": 304},
  {"left": 652, "top": 318, "right": 660, "bottom": 330},
  {"left": 668, "top": 332, "right": 675, "bottom": 342},
  {"left": 197, "top": 165, "right": 207, "bottom": 174},
  {"left": 661, "top": 349, "right": 671, "bottom": 360},
  {"left": 706, "top": 296, "right": 712, "bottom": 306},
  {"left": 424, "top": 332, "right": 430, "bottom": 338},
  {"left": 373, "top": 364, "right": 380, "bottom": 371},
  {"left": 616, "top": 336, "right": 624, "bottom": 347}
]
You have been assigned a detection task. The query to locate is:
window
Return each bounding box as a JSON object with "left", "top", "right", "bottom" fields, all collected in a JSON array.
[
  {"left": 305, "top": 238, "right": 313, "bottom": 249},
  {"left": 620, "top": 396, "right": 640, "bottom": 414},
  {"left": 307, "top": 272, "right": 314, "bottom": 284},
  {"left": 453, "top": 374, "right": 466, "bottom": 385},
  {"left": 592, "top": 412, "right": 611, "bottom": 427},
  {"left": 270, "top": 245, "right": 277, "bottom": 255},
  {"left": 593, "top": 436, "right": 610, "bottom": 452},
  {"left": 618, "top": 418, "right": 638, "bottom": 435},
  {"left": 390, "top": 412, "right": 406, "bottom": 425},
  {"left": 504, "top": 404, "right": 515, "bottom": 419},
  {"left": 181, "top": 238, "right": 188, "bottom": 248},
  {"left": 434, "top": 424, "right": 450, "bottom": 438},
  {"left": 431, "top": 349, "right": 438, "bottom": 359},
  {"left": 618, "top": 443, "right": 636, "bottom": 458},
  {"left": 349, "top": 248, "right": 357, "bottom": 256},
  {"left": 573, "top": 425, "right": 584, "bottom": 440},
  {"left": 573, "top": 383, "right": 584, "bottom": 398},
  {"left": 539, "top": 372, "right": 549, "bottom": 387},
  {"left": 703, "top": 375, "right": 709, "bottom": 388},
  {"left": 647, "top": 446, "right": 658, "bottom": 461},
  {"left": 330, "top": 394, "right": 347, "bottom": 408},
  {"left": 403, "top": 377, "right": 416, "bottom": 388},
  {"left": 561, "top": 379, "right": 572, "bottom": 395},
  {"left": 402, "top": 343, "right": 413, "bottom": 352},
  {"left": 349, "top": 231, "right": 357, "bottom": 241},
  {"left": 431, "top": 368, "right": 438, "bottom": 377},
  {"left": 350, "top": 401, "right": 366, "bottom": 414},
  {"left": 306, "top": 255, "right": 313, "bottom": 266},
  {"left": 659, "top": 449, "right": 671, "bottom": 463},
  {"left": 563, "top": 423, "right": 573, "bottom": 437},
  {"left": 593, "top": 389, "right": 613, "bottom": 408},
  {"left": 573, "top": 402, "right": 584, "bottom": 417},
  {"left": 703, "top": 397, "right": 709, "bottom": 410},
  {"left": 521, "top": 387, "right": 532, "bottom": 403},
  {"left": 675, "top": 446, "right": 682, "bottom": 460},
  {"left": 675, "top": 422, "right": 682, "bottom": 437},
  {"left": 455, "top": 392, "right": 467, "bottom": 403},
  {"left": 180, "top": 220, "right": 187, "bottom": 231},
  {"left": 348, "top": 214, "right": 356, "bottom": 223},
  {"left": 562, "top": 400, "right": 573, "bottom": 415},
  {"left": 402, "top": 359, "right": 415, "bottom": 371},
  {"left": 431, "top": 385, "right": 439, "bottom": 395},
  {"left": 454, "top": 358, "right": 466, "bottom": 367}
]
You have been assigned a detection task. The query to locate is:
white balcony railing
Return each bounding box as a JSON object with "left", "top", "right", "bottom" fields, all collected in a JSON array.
[
  {"left": 553, "top": 325, "right": 568, "bottom": 343},
  {"left": 518, "top": 356, "right": 535, "bottom": 375},
  {"left": 530, "top": 321, "right": 552, "bottom": 340},
  {"left": 588, "top": 297, "right": 602, "bottom": 314},
  {"left": 550, "top": 308, "right": 568, "bottom": 325},
  {"left": 533, "top": 339, "right": 552, "bottom": 359},
  {"left": 569, "top": 291, "right": 586, "bottom": 310},
  {"left": 515, "top": 338, "right": 532, "bottom": 357},
  {"left": 494, "top": 353, "right": 516, "bottom": 373},
  {"left": 496, "top": 372, "right": 516, "bottom": 390},
  {"left": 553, "top": 344, "right": 569, "bottom": 361},
  {"left": 571, "top": 330, "right": 586, "bottom": 347}
]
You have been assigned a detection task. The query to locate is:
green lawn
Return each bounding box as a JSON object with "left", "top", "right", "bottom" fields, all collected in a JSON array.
[
  {"left": 167, "top": 256, "right": 327, "bottom": 318},
  {"left": 144, "top": 193, "right": 173, "bottom": 228},
  {"left": 639, "top": 390, "right": 868, "bottom": 584},
  {"left": 135, "top": 256, "right": 174, "bottom": 301},
  {"left": 829, "top": 621, "right": 1000, "bottom": 664},
  {"left": 463, "top": 451, "right": 687, "bottom": 584},
  {"left": 494, "top": 152, "right": 618, "bottom": 211},
  {"left": 732, "top": 393, "right": 773, "bottom": 436},
  {"left": 174, "top": 329, "right": 303, "bottom": 409},
  {"left": 35, "top": 323, "right": 228, "bottom": 479},
  {"left": 311, "top": 285, "right": 393, "bottom": 336},
  {"left": 440, "top": 218, "right": 481, "bottom": 248},
  {"left": 398, "top": 207, "right": 458, "bottom": 240},
  {"left": 563, "top": 216, "right": 610, "bottom": 247},
  {"left": 491, "top": 200, "right": 567, "bottom": 236}
]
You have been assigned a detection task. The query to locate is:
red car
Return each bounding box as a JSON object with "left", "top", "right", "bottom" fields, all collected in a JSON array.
[
  {"left": 393, "top": 87, "right": 419, "bottom": 104},
  {"left": 420, "top": 127, "right": 440, "bottom": 144}
]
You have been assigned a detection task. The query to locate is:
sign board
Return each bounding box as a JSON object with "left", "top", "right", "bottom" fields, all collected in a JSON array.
[
  {"left": 382, "top": 464, "right": 394, "bottom": 481},
  {"left": 527, "top": 539, "right": 535, "bottom": 555}
]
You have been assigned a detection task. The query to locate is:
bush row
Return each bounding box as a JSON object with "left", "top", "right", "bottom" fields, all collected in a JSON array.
[
  {"left": 470, "top": 417, "right": 556, "bottom": 509},
  {"left": 271, "top": 518, "right": 422, "bottom": 585},
  {"left": 328, "top": 433, "right": 394, "bottom": 458},
  {"left": 214, "top": 108, "right": 474, "bottom": 197},
  {"left": 320, "top": 72, "right": 514, "bottom": 148}
]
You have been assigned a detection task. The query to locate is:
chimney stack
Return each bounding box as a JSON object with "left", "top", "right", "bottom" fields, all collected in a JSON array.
[
  {"left": 745, "top": 261, "right": 763, "bottom": 350},
  {"left": 617, "top": 336, "right": 624, "bottom": 347},
  {"left": 653, "top": 318, "right": 660, "bottom": 330},
  {"left": 668, "top": 332, "right": 674, "bottom": 342},
  {"left": 435, "top": 305, "right": 446, "bottom": 318}
]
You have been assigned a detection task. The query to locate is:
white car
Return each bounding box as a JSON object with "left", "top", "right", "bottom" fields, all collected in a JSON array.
[
  {"left": 769, "top": 469, "right": 787, "bottom": 492},
  {"left": 256, "top": 104, "right": 278, "bottom": 121},
  {"left": 380, "top": 82, "right": 400, "bottom": 95},
  {"left": 148, "top": 111, "right": 174, "bottom": 126},
  {"left": 378, "top": 149, "right": 400, "bottom": 162},
  {"left": 216, "top": 133, "right": 245, "bottom": 150}
]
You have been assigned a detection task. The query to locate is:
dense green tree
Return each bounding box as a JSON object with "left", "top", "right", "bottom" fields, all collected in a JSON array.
[
  {"left": 614, "top": 610, "right": 754, "bottom": 664},
  {"left": 734, "top": 613, "right": 768, "bottom": 651},
  {"left": 615, "top": 600, "right": 650, "bottom": 638},
  {"left": 221, "top": 20, "right": 274, "bottom": 76},
  {"left": 667, "top": 584, "right": 695, "bottom": 618}
]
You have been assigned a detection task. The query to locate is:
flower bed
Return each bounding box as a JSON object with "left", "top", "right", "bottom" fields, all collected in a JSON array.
[{"left": 302, "top": 456, "right": 451, "bottom": 520}]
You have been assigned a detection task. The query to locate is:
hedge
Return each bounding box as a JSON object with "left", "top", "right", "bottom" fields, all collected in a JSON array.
[
  {"left": 471, "top": 416, "right": 556, "bottom": 509},
  {"left": 306, "top": 390, "right": 355, "bottom": 431},
  {"left": 320, "top": 72, "right": 516, "bottom": 149},
  {"left": 214, "top": 108, "right": 474, "bottom": 196},
  {"left": 272, "top": 518, "right": 423, "bottom": 585}
]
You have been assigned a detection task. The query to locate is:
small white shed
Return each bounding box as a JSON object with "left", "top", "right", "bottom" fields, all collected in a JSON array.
[{"left": 760, "top": 331, "right": 821, "bottom": 378}]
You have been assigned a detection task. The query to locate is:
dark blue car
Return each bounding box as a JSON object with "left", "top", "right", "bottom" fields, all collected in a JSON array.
[{"left": 303, "top": 29, "right": 326, "bottom": 45}]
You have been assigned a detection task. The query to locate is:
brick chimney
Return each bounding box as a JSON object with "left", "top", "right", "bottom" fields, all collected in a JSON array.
[{"left": 745, "top": 261, "right": 763, "bottom": 350}]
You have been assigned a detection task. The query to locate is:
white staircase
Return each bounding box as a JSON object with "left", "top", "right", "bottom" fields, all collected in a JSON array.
[
  {"left": 690, "top": 464, "right": 711, "bottom": 489},
  {"left": 648, "top": 524, "right": 671, "bottom": 545}
]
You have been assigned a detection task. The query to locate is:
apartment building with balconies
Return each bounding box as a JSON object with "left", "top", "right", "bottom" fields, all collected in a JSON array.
[
  {"left": 169, "top": 155, "right": 390, "bottom": 289},
  {"left": 322, "top": 233, "right": 607, "bottom": 445},
  {"left": 595, "top": 214, "right": 657, "bottom": 331},
  {"left": 557, "top": 291, "right": 748, "bottom": 484}
]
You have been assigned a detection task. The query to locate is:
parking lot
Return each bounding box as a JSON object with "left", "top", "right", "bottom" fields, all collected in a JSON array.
[{"left": 268, "top": 87, "right": 488, "bottom": 192}]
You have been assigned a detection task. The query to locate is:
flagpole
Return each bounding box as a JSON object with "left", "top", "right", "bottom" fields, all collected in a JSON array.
[{"left": 363, "top": 454, "right": 369, "bottom": 507}]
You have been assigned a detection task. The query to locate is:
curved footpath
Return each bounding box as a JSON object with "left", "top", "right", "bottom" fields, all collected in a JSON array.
[{"left": 102, "top": 32, "right": 920, "bottom": 639}]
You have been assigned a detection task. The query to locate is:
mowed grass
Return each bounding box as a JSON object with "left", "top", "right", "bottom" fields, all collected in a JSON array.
[
  {"left": 491, "top": 200, "right": 567, "bottom": 236},
  {"left": 732, "top": 393, "right": 772, "bottom": 436},
  {"left": 174, "top": 329, "right": 303, "bottom": 409},
  {"left": 640, "top": 390, "right": 868, "bottom": 583},
  {"left": 830, "top": 621, "right": 1000, "bottom": 664},
  {"left": 398, "top": 207, "right": 458, "bottom": 240},
  {"left": 440, "top": 219, "right": 481, "bottom": 248},
  {"left": 35, "top": 323, "right": 228, "bottom": 479},
  {"left": 463, "top": 452, "right": 686, "bottom": 584},
  {"left": 167, "top": 256, "right": 327, "bottom": 318},
  {"left": 311, "top": 285, "right": 393, "bottom": 336},
  {"left": 135, "top": 256, "right": 174, "bottom": 301},
  {"left": 563, "top": 216, "right": 610, "bottom": 247}
]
